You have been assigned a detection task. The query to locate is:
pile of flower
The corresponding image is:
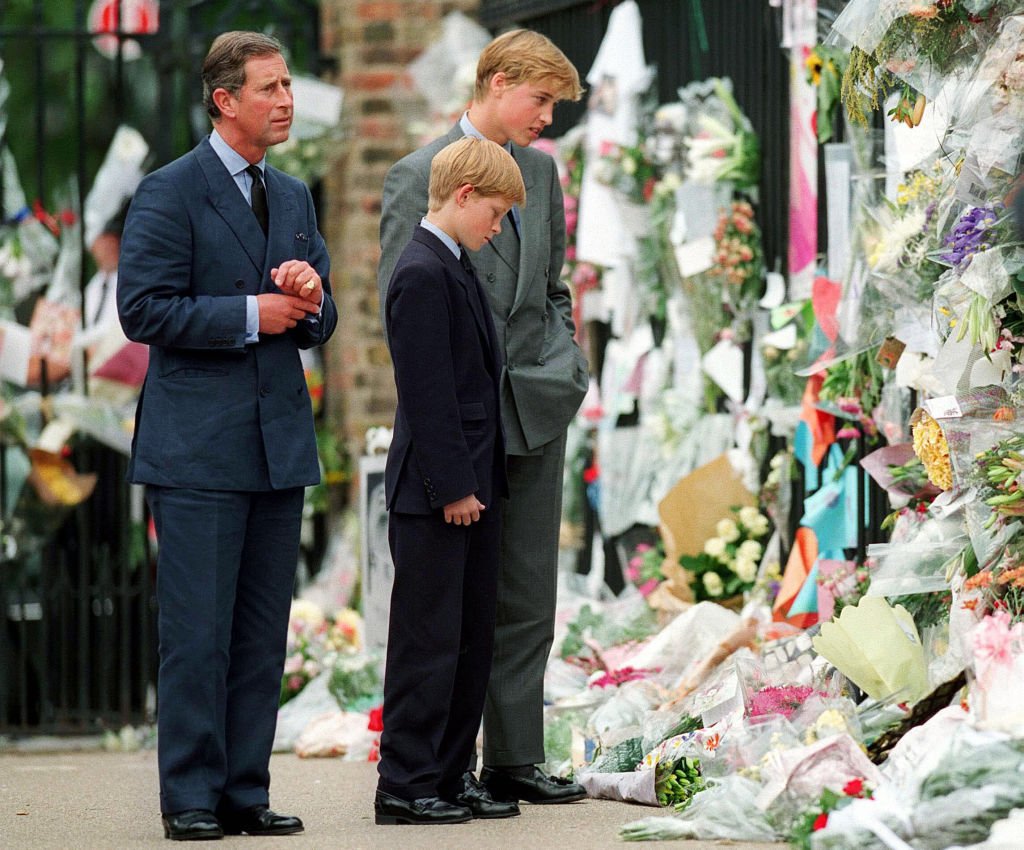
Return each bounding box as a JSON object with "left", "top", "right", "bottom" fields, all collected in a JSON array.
[
  {"left": 681, "top": 506, "right": 771, "bottom": 602},
  {"left": 281, "top": 599, "right": 362, "bottom": 706},
  {"left": 594, "top": 137, "right": 659, "bottom": 205}
]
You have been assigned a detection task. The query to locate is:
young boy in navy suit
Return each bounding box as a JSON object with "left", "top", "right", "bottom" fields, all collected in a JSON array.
[{"left": 375, "top": 137, "right": 526, "bottom": 826}]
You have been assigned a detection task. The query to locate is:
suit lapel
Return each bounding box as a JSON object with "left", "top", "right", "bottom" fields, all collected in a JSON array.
[
  {"left": 511, "top": 150, "right": 541, "bottom": 314},
  {"left": 194, "top": 139, "right": 266, "bottom": 275},
  {"left": 263, "top": 167, "right": 298, "bottom": 283}
]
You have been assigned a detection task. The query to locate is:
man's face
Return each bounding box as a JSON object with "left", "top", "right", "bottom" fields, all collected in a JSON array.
[
  {"left": 220, "top": 52, "right": 293, "bottom": 157},
  {"left": 456, "top": 188, "right": 511, "bottom": 252},
  {"left": 491, "top": 75, "right": 558, "bottom": 147}
]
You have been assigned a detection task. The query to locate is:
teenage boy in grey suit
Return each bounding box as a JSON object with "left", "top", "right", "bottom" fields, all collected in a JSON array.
[
  {"left": 378, "top": 29, "right": 588, "bottom": 806},
  {"left": 118, "top": 31, "right": 337, "bottom": 841}
]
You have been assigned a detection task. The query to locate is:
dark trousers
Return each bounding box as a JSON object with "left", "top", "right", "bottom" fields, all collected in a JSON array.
[
  {"left": 482, "top": 432, "right": 566, "bottom": 766},
  {"left": 377, "top": 508, "right": 501, "bottom": 801},
  {"left": 147, "top": 485, "right": 304, "bottom": 815}
]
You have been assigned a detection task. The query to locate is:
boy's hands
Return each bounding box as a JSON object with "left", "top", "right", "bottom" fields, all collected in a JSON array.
[{"left": 444, "top": 494, "right": 486, "bottom": 525}]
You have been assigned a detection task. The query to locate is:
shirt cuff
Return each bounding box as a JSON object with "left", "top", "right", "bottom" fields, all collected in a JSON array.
[{"left": 245, "top": 295, "right": 259, "bottom": 343}]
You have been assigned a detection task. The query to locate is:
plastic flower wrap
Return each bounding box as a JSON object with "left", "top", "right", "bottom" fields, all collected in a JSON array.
[
  {"left": 812, "top": 595, "right": 930, "bottom": 703},
  {"left": 680, "top": 505, "right": 771, "bottom": 603},
  {"left": 966, "top": 611, "right": 1024, "bottom": 730},
  {"left": 281, "top": 600, "right": 363, "bottom": 706},
  {"left": 831, "top": 0, "right": 998, "bottom": 123},
  {"left": 680, "top": 77, "right": 760, "bottom": 193}
]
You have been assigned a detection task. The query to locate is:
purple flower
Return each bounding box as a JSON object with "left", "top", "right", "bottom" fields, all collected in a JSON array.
[{"left": 940, "top": 205, "right": 1000, "bottom": 268}]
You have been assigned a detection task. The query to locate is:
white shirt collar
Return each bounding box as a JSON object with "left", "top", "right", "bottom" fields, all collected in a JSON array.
[
  {"left": 420, "top": 218, "right": 461, "bottom": 259},
  {"left": 209, "top": 128, "right": 265, "bottom": 176}
]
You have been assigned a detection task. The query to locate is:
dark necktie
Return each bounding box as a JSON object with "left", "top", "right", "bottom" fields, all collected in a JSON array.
[{"left": 246, "top": 165, "right": 268, "bottom": 235}]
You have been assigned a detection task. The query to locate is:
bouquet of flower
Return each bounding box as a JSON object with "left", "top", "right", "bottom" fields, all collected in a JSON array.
[
  {"left": 593, "top": 137, "right": 659, "bottom": 206},
  {"left": 683, "top": 78, "right": 760, "bottom": 193},
  {"left": 681, "top": 505, "right": 771, "bottom": 603},
  {"left": 655, "top": 755, "right": 705, "bottom": 809},
  {"left": 706, "top": 201, "right": 764, "bottom": 311},
  {"left": 911, "top": 408, "right": 954, "bottom": 491},
  {"left": 625, "top": 541, "right": 665, "bottom": 597},
  {"left": 280, "top": 600, "right": 362, "bottom": 706},
  {"left": 788, "top": 778, "right": 873, "bottom": 850}
]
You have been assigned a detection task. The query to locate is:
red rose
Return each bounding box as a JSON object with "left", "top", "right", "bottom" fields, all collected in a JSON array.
[
  {"left": 812, "top": 812, "right": 829, "bottom": 831},
  {"left": 843, "top": 778, "right": 864, "bottom": 797}
]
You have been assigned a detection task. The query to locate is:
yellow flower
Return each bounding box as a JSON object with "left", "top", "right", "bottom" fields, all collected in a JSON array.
[
  {"left": 912, "top": 411, "right": 953, "bottom": 490},
  {"left": 805, "top": 50, "right": 823, "bottom": 86}
]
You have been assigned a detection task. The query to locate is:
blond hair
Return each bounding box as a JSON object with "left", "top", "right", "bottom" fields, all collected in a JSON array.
[
  {"left": 428, "top": 137, "right": 527, "bottom": 212},
  {"left": 474, "top": 29, "right": 583, "bottom": 103}
]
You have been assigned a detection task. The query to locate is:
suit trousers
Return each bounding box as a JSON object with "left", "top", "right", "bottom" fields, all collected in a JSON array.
[
  {"left": 482, "top": 431, "right": 567, "bottom": 766},
  {"left": 377, "top": 508, "right": 501, "bottom": 801},
  {"left": 147, "top": 485, "right": 304, "bottom": 815}
]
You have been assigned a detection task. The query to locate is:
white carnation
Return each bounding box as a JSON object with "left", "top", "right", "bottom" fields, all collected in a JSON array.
[{"left": 703, "top": 537, "right": 727, "bottom": 558}]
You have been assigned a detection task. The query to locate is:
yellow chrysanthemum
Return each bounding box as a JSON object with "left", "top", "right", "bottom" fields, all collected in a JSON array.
[{"left": 912, "top": 411, "right": 954, "bottom": 490}]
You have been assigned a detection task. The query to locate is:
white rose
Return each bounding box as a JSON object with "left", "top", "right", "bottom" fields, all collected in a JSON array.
[
  {"left": 703, "top": 537, "right": 727, "bottom": 558},
  {"left": 738, "top": 506, "right": 762, "bottom": 527},
  {"left": 749, "top": 516, "right": 770, "bottom": 537},
  {"left": 738, "top": 540, "right": 762, "bottom": 561},
  {"left": 702, "top": 572, "right": 724, "bottom": 597},
  {"left": 621, "top": 156, "right": 638, "bottom": 175},
  {"left": 716, "top": 518, "right": 740, "bottom": 542},
  {"left": 734, "top": 557, "right": 757, "bottom": 583}
]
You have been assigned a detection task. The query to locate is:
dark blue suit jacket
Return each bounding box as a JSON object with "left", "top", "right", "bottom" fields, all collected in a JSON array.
[
  {"left": 117, "top": 136, "right": 337, "bottom": 491},
  {"left": 385, "top": 226, "right": 507, "bottom": 514}
]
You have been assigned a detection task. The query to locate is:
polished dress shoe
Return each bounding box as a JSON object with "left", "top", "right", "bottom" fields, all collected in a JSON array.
[
  {"left": 219, "top": 805, "right": 303, "bottom": 836},
  {"left": 374, "top": 790, "right": 472, "bottom": 825},
  {"left": 162, "top": 809, "right": 223, "bottom": 841},
  {"left": 480, "top": 765, "right": 587, "bottom": 804},
  {"left": 452, "top": 772, "right": 520, "bottom": 819}
]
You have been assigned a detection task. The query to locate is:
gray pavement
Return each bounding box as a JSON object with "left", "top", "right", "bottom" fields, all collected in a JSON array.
[{"left": 0, "top": 749, "right": 785, "bottom": 849}]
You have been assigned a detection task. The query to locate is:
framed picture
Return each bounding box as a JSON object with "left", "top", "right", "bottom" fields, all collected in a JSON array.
[{"left": 359, "top": 454, "right": 393, "bottom": 654}]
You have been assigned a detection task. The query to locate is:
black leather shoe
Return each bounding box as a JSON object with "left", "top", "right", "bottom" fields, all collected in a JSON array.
[
  {"left": 374, "top": 790, "right": 472, "bottom": 825},
  {"left": 480, "top": 765, "right": 587, "bottom": 804},
  {"left": 453, "top": 772, "right": 520, "bottom": 818},
  {"left": 219, "top": 805, "right": 303, "bottom": 836},
  {"left": 162, "top": 809, "right": 223, "bottom": 841}
]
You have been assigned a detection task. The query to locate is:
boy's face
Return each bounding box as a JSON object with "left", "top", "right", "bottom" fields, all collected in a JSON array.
[
  {"left": 489, "top": 74, "right": 559, "bottom": 147},
  {"left": 455, "top": 186, "right": 512, "bottom": 251}
]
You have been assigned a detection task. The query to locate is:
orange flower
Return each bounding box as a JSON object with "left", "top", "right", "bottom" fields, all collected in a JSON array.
[
  {"left": 994, "top": 406, "right": 1016, "bottom": 422},
  {"left": 703, "top": 733, "right": 721, "bottom": 752}
]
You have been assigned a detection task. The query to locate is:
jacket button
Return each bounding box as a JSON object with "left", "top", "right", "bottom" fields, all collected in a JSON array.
[
  {"left": 235, "top": 279, "right": 245, "bottom": 289},
  {"left": 259, "top": 386, "right": 269, "bottom": 397},
  {"left": 542, "top": 312, "right": 549, "bottom": 321},
  {"left": 487, "top": 273, "right": 496, "bottom": 282},
  {"left": 537, "top": 356, "right": 546, "bottom": 365},
  {"left": 507, "top": 360, "right": 515, "bottom": 371}
]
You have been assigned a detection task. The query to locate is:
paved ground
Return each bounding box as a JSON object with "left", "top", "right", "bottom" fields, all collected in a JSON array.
[{"left": 0, "top": 749, "right": 785, "bottom": 849}]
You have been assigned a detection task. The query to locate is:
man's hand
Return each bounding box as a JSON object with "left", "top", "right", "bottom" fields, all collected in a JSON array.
[
  {"left": 272, "top": 259, "right": 322, "bottom": 304},
  {"left": 256, "top": 293, "right": 319, "bottom": 334},
  {"left": 443, "top": 494, "right": 485, "bottom": 525}
]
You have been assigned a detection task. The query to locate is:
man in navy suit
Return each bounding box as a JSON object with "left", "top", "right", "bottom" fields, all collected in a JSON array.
[
  {"left": 375, "top": 138, "right": 524, "bottom": 825},
  {"left": 117, "top": 31, "right": 337, "bottom": 841}
]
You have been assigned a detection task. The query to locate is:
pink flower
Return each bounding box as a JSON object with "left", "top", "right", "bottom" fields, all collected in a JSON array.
[
  {"left": 972, "top": 611, "right": 1024, "bottom": 668},
  {"left": 638, "top": 578, "right": 659, "bottom": 597},
  {"left": 836, "top": 426, "right": 861, "bottom": 439}
]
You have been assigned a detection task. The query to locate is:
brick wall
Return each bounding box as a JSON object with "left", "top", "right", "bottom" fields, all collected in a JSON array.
[{"left": 320, "top": 0, "right": 481, "bottom": 474}]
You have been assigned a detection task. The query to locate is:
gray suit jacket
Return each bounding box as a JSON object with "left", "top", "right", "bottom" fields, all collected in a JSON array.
[{"left": 378, "top": 123, "right": 588, "bottom": 454}]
